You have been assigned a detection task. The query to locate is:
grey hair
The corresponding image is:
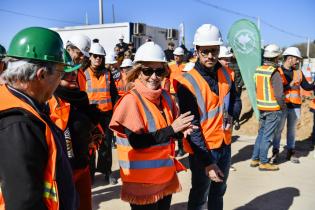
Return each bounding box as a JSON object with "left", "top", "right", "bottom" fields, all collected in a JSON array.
[{"left": 2, "top": 57, "right": 55, "bottom": 85}]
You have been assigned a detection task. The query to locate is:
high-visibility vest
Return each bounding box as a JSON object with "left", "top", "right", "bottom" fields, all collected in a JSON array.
[
  {"left": 115, "top": 89, "right": 177, "bottom": 184},
  {"left": 278, "top": 67, "right": 303, "bottom": 104},
  {"left": 48, "top": 96, "right": 70, "bottom": 131},
  {"left": 114, "top": 71, "right": 127, "bottom": 96},
  {"left": 168, "top": 61, "right": 186, "bottom": 94},
  {"left": 0, "top": 85, "right": 59, "bottom": 210},
  {"left": 174, "top": 67, "right": 233, "bottom": 152},
  {"left": 85, "top": 67, "right": 113, "bottom": 112},
  {"left": 77, "top": 68, "right": 87, "bottom": 92},
  {"left": 254, "top": 65, "right": 281, "bottom": 111}
]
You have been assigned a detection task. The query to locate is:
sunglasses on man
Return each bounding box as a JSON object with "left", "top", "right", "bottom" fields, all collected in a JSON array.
[{"left": 141, "top": 67, "right": 166, "bottom": 77}]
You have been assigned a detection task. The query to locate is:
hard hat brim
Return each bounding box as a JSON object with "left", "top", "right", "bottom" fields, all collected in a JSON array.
[
  {"left": 64, "top": 63, "right": 81, "bottom": 72},
  {"left": 193, "top": 41, "right": 223, "bottom": 46}
]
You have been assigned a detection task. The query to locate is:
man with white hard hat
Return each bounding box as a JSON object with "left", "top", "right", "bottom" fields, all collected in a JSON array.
[
  {"left": 272, "top": 46, "right": 315, "bottom": 164},
  {"left": 250, "top": 44, "right": 285, "bottom": 171},
  {"left": 116, "top": 34, "right": 128, "bottom": 52},
  {"left": 174, "top": 24, "right": 237, "bottom": 210},
  {"left": 66, "top": 34, "right": 91, "bottom": 91}
]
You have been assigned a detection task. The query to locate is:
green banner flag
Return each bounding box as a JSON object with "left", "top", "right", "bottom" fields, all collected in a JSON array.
[{"left": 227, "top": 19, "right": 261, "bottom": 119}]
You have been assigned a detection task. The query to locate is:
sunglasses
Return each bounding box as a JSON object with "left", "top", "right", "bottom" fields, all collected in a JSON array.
[
  {"left": 92, "top": 54, "right": 103, "bottom": 59},
  {"left": 199, "top": 49, "right": 219, "bottom": 57},
  {"left": 142, "top": 67, "right": 166, "bottom": 77}
]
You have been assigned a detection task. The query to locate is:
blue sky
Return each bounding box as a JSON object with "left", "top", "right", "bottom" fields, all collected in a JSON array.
[{"left": 1, "top": 0, "right": 314, "bottom": 50}]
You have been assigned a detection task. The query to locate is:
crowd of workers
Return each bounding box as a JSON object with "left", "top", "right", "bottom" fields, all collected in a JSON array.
[{"left": 0, "top": 21, "right": 314, "bottom": 210}]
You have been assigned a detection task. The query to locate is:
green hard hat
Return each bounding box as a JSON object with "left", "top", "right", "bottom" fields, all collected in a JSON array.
[
  {"left": 0, "top": 44, "right": 6, "bottom": 58},
  {"left": 7, "top": 27, "right": 65, "bottom": 64},
  {"left": 63, "top": 49, "right": 81, "bottom": 72}
]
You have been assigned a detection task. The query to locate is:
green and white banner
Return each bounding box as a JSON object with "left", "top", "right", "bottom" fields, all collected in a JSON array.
[{"left": 227, "top": 19, "right": 262, "bottom": 119}]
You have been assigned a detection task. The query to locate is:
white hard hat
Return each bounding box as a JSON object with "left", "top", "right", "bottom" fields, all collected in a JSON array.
[
  {"left": 193, "top": 24, "right": 223, "bottom": 46},
  {"left": 134, "top": 42, "right": 166, "bottom": 63},
  {"left": 263, "top": 44, "right": 281, "bottom": 58},
  {"left": 218, "top": 46, "right": 233, "bottom": 58},
  {"left": 173, "top": 47, "right": 184, "bottom": 56},
  {"left": 105, "top": 52, "right": 117, "bottom": 64},
  {"left": 120, "top": 59, "right": 133, "bottom": 68},
  {"left": 119, "top": 34, "right": 124, "bottom": 40},
  {"left": 283, "top": 47, "right": 302, "bottom": 58},
  {"left": 89, "top": 43, "right": 106, "bottom": 56},
  {"left": 66, "top": 34, "right": 91, "bottom": 57}
]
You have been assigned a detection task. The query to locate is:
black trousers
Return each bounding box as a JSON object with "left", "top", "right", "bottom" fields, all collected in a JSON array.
[
  {"left": 130, "top": 195, "right": 172, "bottom": 210},
  {"left": 97, "top": 110, "right": 113, "bottom": 175}
]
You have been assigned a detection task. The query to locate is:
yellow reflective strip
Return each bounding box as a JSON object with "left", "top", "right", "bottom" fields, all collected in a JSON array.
[{"left": 43, "top": 181, "right": 58, "bottom": 202}]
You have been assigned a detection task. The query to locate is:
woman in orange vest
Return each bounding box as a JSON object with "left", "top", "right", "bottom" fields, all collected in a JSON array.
[
  {"left": 48, "top": 50, "right": 101, "bottom": 210},
  {"left": 109, "top": 42, "right": 196, "bottom": 210},
  {"left": 86, "top": 43, "right": 119, "bottom": 184}
]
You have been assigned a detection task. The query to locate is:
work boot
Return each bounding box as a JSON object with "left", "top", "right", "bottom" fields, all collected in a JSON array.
[
  {"left": 250, "top": 159, "right": 260, "bottom": 167},
  {"left": 105, "top": 173, "right": 118, "bottom": 185},
  {"left": 234, "top": 120, "right": 240, "bottom": 130},
  {"left": 286, "top": 149, "right": 300, "bottom": 164},
  {"left": 269, "top": 148, "right": 280, "bottom": 164},
  {"left": 259, "top": 163, "right": 279, "bottom": 171}
]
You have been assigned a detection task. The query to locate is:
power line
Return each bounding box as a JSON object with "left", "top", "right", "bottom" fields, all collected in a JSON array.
[
  {"left": 0, "top": 8, "right": 83, "bottom": 25},
  {"left": 193, "top": 0, "right": 310, "bottom": 41}
]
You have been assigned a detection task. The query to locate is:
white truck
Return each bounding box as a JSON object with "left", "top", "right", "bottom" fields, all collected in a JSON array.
[{"left": 51, "top": 22, "right": 179, "bottom": 53}]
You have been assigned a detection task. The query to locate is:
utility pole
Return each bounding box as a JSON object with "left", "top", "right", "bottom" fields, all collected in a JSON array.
[
  {"left": 257, "top": 16, "right": 260, "bottom": 31},
  {"left": 99, "top": 0, "right": 104, "bottom": 24},
  {"left": 85, "top": 12, "right": 89, "bottom": 25},
  {"left": 307, "top": 37, "right": 310, "bottom": 58},
  {"left": 112, "top": 4, "right": 116, "bottom": 23}
]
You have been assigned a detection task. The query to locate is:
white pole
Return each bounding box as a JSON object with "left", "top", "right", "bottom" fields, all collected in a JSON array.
[
  {"left": 99, "top": 0, "right": 104, "bottom": 24},
  {"left": 307, "top": 37, "right": 310, "bottom": 58},
  {"left": 257, "top": 16, "right": 260, "bottom": 30},
  {"left": 85, "top": 12, "right": 89, "bottom": 25}
]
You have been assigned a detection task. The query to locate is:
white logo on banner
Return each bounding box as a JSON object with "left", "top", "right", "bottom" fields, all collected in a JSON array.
[{"left": 233, "top": 29, "right": 256, "bottom": 54}]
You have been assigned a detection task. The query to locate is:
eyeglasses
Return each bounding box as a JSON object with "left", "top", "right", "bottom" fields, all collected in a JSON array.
[
  {"left": 142, "top": 67, "right": 166, "bottom": 77},
  {"left": 55, "top": 69, "right": 66, "bottom": 78},
  {"left": 199, "top": 49, "right": 219, "bottom": 57},
  {"left": 92, "top": 54, "right": 103, "bottom": 59}
]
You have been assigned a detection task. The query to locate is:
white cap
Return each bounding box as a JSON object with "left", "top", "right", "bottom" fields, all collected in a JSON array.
[
  {"left": 283, "top": 47, "right": 302, "bottom": 58},
  {"left": 120, "top": 59, "right": 133, "bottom": 68},
  {"left": 119, "top": 34, "right": 124, "bottom": 40},
  {"left": 193, "top": 24, "right": 223, "bottom": 46},
  {"left": 134, "top": 42, "right": 166, "bottom": 63},
  {"left": 89, "top": 43, "right": 106, "bottom": 56},
  {"left": 105, "top": 52, "right": 117, "bottom": 64},
  {"left": 263, "top": 44, "right": 281, "bottom": 58},
  {"left": 218, "top": 46, "right": 233, "bottom": 58},
  {"left": 173, "top": 47, "right": 185, "bottom": 56},
  {"left": 66, "top": 34, "right": 91, "bottom": 57}
]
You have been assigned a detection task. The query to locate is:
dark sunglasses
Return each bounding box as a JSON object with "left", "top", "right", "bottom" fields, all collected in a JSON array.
[
  {"left": 92, "top": 54, "right": 103, "bottom": 59},
  {"left": 142, "top": 67, "right": 166, "bottom": 77},
  {"left": 199, "top": 48, "right": 219, "bottom": 57}
]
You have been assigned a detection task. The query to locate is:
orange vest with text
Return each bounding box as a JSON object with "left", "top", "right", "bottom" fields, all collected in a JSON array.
[
  {"left": 278, "top": 67, "right": 303, "bottom": 105},
  {"left": 254, "top": 65, "right": 281, "bottom": 111},
  {"left": 168, "top": 61, "right": 186, "bottom": 94},
  {"left": 115, "top": 89, "right": 179, "bottom": 184},
  {"left": 85, "top": 67, "right": 113, "bottom": 112},
  {"left": 77, "top": 68, "right": 87, "bottom": 92},
  {"left": 0, "top": 85, "right": 59, "bottom": 210},
  {"left": 174, "top": 67, "right": 233, "bottom": 152}
]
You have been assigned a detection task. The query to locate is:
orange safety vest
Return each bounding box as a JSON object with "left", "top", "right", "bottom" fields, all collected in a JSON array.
[
  {"left": 174, "top": 67, "right": 233, "bottom": 152},
  {"left": 0, "top": 85, "right": 59, "bottom": 210},
  {"left": 278, "top": 67, "right": 303, "bottom": 105},
  {"left": 85, "top": 67, "right": 113, "bottom": 112},
  {"left": 168, "top": 61, "right": 186, "bottom": 94},
  {"left": 77, "top": 68, "right": 87, "bottom": 92},
  {"left": 48, "top": 96, "right": 71, "bottom": 131},
  {"left": 115, "top": 89, "right": 178, "bottom": 184},
  {"left": 115, "top": 71, "right": 127, "bottom": 96},
  {"left": 254, "top": 65, "right": 281, "bottom": 111}
]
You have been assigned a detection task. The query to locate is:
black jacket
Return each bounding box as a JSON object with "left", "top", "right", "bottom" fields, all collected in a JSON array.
[{"left": 0, "top": 86, "right": 77, "bottom": 210}]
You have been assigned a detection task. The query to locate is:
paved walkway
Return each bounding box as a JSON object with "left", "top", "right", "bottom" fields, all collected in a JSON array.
[{"left": 92, "top": 136, "right": 315, "bottom": 210}]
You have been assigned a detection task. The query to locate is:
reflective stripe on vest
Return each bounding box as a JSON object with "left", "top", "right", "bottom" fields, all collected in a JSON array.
[
  {"left": 0, "top": 85, "right": 59, "bottom": 210},
  {"left": 115, "top": 88, "right": 176, "bottom": 184},
  {"left": 85, "top": 68, "right": 113, "bottom": 111},
  {"left": 255, "top": 66, "right": 281, "bottom": 111}
]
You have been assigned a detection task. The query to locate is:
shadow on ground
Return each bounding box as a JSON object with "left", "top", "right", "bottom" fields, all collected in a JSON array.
[
  {"left": 92, "top": 183, "right": 122, "bottom": 210},
  {"left": 231, "top": 144, "right": 254, "bottom": 165},
  {"left": 233, "top": 187, "right": 300, "bottom": 210},
  {"left": 239, "top": 108, "right": 254, "bottom": 125}
]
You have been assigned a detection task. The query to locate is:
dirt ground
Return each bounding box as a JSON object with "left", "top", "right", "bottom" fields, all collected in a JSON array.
[{"left": 233, "top": 89, "right": 314, "bottom": 141}]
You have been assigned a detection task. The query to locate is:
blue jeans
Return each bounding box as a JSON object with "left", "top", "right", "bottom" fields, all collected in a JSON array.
[
  {"left": 273, "top": 108, "right": 300, "bottom": 150},
  {"left": 187, "top": 144, "right": 231, "bottom": 210},
  {"left": 252, "top": 111, "right": 282, "bottom": 163}
]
